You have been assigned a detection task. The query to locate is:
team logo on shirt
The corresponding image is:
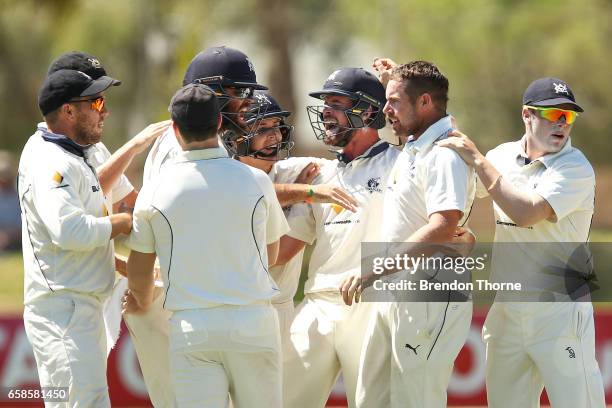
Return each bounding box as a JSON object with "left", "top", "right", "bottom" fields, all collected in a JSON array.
[
  {"left": 51, "top": 171, "right": 69, "bottom": 188},
  {"left": 366, "top": 177, "right": 382, "bottom": 193},
  {"left": 52, "top": 171, "right": 63, "bottom": 184}
]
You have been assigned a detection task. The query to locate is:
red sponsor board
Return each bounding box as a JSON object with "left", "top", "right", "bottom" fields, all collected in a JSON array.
[{"left": 1, "top": 311, "right": 611, "bottom": 406}]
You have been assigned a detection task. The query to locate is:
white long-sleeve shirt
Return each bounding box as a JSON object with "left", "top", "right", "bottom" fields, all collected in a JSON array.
[{"left": 19, "top": 126, "right": 114, "bottom": 303}]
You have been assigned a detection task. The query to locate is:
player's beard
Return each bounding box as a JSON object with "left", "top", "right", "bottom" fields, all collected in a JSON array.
[
  {"left": 74, "top": 113, "right": 103, "bottom": 146},
  {"left": 323, "top": 123, "right": 354, "bottom": 148}
]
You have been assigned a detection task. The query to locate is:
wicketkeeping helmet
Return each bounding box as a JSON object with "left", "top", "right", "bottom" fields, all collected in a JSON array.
[
  {"left": 307, "top": 67, "right": 386, "bottom": 143},
  {"left": 222, "top": 91, "right": 294, "bottom": 160}
]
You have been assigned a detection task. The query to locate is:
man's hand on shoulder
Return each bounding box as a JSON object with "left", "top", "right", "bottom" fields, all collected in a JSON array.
[{"left": 129, "top": 120, "right": 172, "bottom": 155}]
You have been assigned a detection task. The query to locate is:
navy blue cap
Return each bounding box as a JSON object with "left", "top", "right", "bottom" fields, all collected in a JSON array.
[
  {"left": 169, "top": 83, "right": 219, "bottom": 131},
  {"left": 523, "top": 77, "right": 583, "bottom": 112},
  {"left": 309, "top": 67, "right": 386, "bottom": 108},
  {"left": 38, "top": 69, "right": 119, "bottom": 115},
  {"left": 246, "top": 91, "right": 290, "bottom": 123},
  {"left": 182, "top": 46, "right": 267, "bottom": 90},
  {"left": 47, "top": 51, "right": 121, "bottom": 85}
]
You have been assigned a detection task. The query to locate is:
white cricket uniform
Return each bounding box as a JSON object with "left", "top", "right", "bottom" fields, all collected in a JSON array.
[
  {"left": 480, "top": 137, "right": 605, "bottom": 408},
  {"left": 127, "top": 147, "right": 290, "bottom": 408},
  {"left": 284, "top": 141, "right": 400, "bottom": 408},
  {"left": 267, "top": 156, "right": 329, "bottom": 351},
  {"left": 19, "top": 126, "right": 114, "bottom": 407},
  {"left": 357, "top": 116, "right": 475, "bottom": 408}
]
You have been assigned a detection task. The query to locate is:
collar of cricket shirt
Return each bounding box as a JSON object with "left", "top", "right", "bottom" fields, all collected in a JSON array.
[
  {"left": 332, "top": 139, "right": 390, "bottom": 165},
  {"left": 404, "top": 115, "right": 453, "bottom": 155},
  {"left": 174, "top": 146, "right": 229, "bottom": 163},
  {"left": 38, "top": 124, "right": 90, "bottom": 158},
  {"left": 515, "top": 135, "right": 573, "bottom": 168}
]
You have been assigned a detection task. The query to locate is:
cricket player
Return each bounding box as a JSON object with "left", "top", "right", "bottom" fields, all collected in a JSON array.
[
  {"left": 41, "top": 51, "right": 170, "bottom": 369},
  {"left": 125, "top": 82, "right": 289, "bottom": 408},
  {"left": 354, "top": 60, "right": 475, "bottom": 408},
  {"left": 235, "top": 90, "right": 329, "bottom": 347},
  {"left": 277, "top": 67, "right": 398, "bottom": 408},
  {"left": 438, "top": 77, "right": 605, "bottom": 407},
  {"left": 20, "top": 67, "right": 133, "bottom": 406},
  {"left": 124, "top": 46, "right": 354, "bottom": 407}
]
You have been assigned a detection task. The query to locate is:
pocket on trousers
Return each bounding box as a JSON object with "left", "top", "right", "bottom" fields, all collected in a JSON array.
[
  {"left": 169, "top": 318, "right": 209, "bottom": 351},
  {"left": 573, "top": 303, "right": 592, "bottom": 339},
  {"left": 41, "top": 297, "right": 78, "bottom": 338},
  {"left": 230, "top": 308, "right": 278, "bottom": 350}
]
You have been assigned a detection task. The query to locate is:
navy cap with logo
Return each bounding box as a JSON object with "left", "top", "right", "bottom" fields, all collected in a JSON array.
[
  {"left": 38, "top": 69, "right": 120, "bottom": 115},
  {"left": 182, "top": 46, "right": 267, "bottom": 90},
  {"left": 169, "top": 83, "right": 220, "bottom": 132},
  {"left": 309, "top": 67, "right": 386, "bottom": 109},
  {"left": 47, "top": 51, "right": 121, "bottom": 85},
  {"left": 523, "top": 77, "right": 583, "bottom": 112}
]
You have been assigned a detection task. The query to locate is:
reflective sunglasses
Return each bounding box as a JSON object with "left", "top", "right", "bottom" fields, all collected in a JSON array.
[
  {"left": 524, "top": 105, "right": 578, "bottom": 125},
  {"left": 227, "top": 86, "right": 254, "bottom": 99},
  {"left": 70, "top": 96, "right": 105, "bottom": 113}
]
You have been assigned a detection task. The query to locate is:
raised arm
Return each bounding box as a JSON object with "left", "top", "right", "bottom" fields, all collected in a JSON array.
[
  {"left": 98, "top": 120, "right": 170, "bottom": 194},
  {"left": 438, "top": 130, "right": 555, "bottom": 227}
]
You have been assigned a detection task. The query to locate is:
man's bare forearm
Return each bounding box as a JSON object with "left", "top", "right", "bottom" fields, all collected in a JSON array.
[
  {"left": 473, "top": 157, "right": 553, "bottom": 227},
  {"left": 274, "top": 183, "right": 358, "bottom": 212},
  {"left": 275, "top": 183, "right": 311, "bottom": 207},
  {"left": 126, "top": 251, "right": 157, "bottom": 309},
  {"left": 98, "top": 142, "right": 141, "bottom": 194}
]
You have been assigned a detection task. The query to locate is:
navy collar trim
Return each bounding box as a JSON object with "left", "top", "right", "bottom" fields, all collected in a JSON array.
[
  {"left": 38, "top": 126, "right": 89, "bottom": 158},
  {"left": 331, "top": 141, "right": 390, "bottom": 164}
]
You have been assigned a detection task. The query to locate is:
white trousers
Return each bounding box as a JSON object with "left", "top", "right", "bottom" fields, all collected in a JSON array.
[
  {"left": 273, "top": 299, "right": 295, "bottom": 356},
  {"left": 24, "top": 292, "right": 110, "bottom": 408},
  {"left": 356, "top": 300, "right": 472, "bottom": 408},
  {"left": 123, "top": 286, "right": 176, "bottom": 407},
  {"left": 283, "top": 292, "right": 373, "bottom": 408},
  {"left": 483, "top": 302, "right": 605, "bottom": 408},
  {"left": 169, "top": 304, "right": 281, "bottom": 408}
]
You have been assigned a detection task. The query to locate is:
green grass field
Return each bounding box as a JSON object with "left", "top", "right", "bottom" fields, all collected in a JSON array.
[{"left": 2, "top": 229, "right": 611, "bottom": 314}]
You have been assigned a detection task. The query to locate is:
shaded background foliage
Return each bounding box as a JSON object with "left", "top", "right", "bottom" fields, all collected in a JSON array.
[
  {"left": 1, "top": 0, "right": 612, "bottom": 313},
  {"left": 1, "top": 0, "right": 611, "bottom": 162}
]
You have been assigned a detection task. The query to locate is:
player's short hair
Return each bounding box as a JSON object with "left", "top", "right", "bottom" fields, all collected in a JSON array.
[
  {"left": 391, "top": 61, "right": 449, "bottom": 111},
  {"left": 169, "top": 83, "right": 219, "bottom": 142}
]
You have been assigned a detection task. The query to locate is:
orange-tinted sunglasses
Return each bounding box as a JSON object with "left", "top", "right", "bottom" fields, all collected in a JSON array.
[
  {"left": 70, "top": 96, "right": 105, "bottom": 113},
  {"left": 524, "top": 105, "right": 578, "bottom": 125}
]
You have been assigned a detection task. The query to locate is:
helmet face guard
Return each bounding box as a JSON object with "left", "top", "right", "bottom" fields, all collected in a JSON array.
[
  {"left": 221, "top": 123, "right": 294, "bottom": 160},
  {"left": 306, "top": 91, "right": 384, "bottom": 146},
  {"left": 220, "top": 89, "right": 294, "bottom": 160}
]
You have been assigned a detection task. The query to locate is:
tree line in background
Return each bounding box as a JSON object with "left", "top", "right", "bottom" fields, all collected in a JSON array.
[{"left": 1, "top": 0, "right": 611, "bottom": 163}]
